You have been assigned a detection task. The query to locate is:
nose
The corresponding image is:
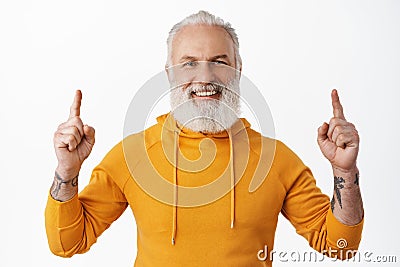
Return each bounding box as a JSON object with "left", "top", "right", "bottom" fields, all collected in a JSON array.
[{"left": 194, "top": 62, "right": 215, "bottom": 83}]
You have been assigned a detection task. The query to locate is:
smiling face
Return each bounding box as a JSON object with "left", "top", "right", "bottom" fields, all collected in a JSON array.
[
  {"left": 170, "top": 25, "right": 237, "bottom": 97},
  {"left": 168, "top": 24, "right": 241, "bottom": 133}
]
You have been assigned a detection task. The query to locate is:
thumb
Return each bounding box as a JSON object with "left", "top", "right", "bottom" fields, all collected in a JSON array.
[
  {"left": 83, "top": 125, "right": 95, "bottom": 146},
  {"left": 317, "top": 122, "right": 329, "bottom": 144}
]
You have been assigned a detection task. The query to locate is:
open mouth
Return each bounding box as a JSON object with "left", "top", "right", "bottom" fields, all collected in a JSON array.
[{"left": 191, "top": 88, "right": 222, "bottom": 99}]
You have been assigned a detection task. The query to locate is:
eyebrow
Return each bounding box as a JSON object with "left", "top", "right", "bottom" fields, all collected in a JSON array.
[
  {"left": 179, "top": 56, "right": 198, "bottom": 62},
  {"left": 179, "top": 54, "right": 230, "bottom": 63},
  {"left": 209, "top": 54, "right": 229, "bottom": 61}
]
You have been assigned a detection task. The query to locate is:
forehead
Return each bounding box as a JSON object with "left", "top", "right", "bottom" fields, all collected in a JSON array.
[{"left": 171, "top": 25, "right": 235, "bottom": 62}]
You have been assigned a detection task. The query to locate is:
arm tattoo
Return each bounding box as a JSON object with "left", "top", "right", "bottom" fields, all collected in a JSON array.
[
  {"left": 51, "top": 171, "right": 78, "bottom": 199},
  {"left": 354, "top": 173, "right": 360, "bottom": 186},
  {"left": 330, "top": 195, "right": 336, "bottom": 212},
  {"left": 333, "top": 176, "right": 345, "bottom": 209}
]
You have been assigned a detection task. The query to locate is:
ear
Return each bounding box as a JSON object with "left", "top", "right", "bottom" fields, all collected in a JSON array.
[
  {"left": 236, "top": 65, "right": 242, "bottom": 81},
  {"left": 235, "top": 57, "right": 242, "bottom": 80},
  {"left": 165, "top": 64, "right": 172, "bottom": 84}
]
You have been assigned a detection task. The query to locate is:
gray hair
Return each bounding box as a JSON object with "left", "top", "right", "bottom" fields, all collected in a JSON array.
[{"left": 166, "top": 10, "right": 242, "bottom": 70}]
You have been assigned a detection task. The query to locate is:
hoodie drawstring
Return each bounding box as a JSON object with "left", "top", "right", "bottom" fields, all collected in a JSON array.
[
  {"left": 171, "top": 129, "right": 236, "bottom": 245},
  {"left": 229, "top": 130, "right": 235, "bottom": 229},
  {"left": 171, "top": 130, "right": 178, "bottom": 245}
]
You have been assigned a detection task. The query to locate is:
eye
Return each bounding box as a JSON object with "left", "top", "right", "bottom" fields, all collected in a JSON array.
[
  {"left": 213, "top": 60, "right": 228, "bottom": 65},
  {"left": 182, "top": 61, "right": 198, "bottom": 67}
]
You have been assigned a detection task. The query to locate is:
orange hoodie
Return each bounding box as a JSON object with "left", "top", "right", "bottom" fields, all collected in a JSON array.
[{"left": 45, "top": 113, "right": 363, "bottom": 266}]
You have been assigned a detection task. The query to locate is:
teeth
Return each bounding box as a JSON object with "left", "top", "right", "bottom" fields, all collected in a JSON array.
[{"left": 194, "top": 90, "right": 218, "bottom": 97}]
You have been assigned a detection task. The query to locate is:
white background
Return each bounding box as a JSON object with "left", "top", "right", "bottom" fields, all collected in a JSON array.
[{"left": 1, "top": 0, "right": 399, "bottom": 266}]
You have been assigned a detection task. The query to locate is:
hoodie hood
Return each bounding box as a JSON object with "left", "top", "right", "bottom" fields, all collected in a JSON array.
[
  {"left": 155, "top": 113, "right": 251, "bottom": 245},
  {"left": 156, "top": 113, "right": 251, "bottom": 138}
]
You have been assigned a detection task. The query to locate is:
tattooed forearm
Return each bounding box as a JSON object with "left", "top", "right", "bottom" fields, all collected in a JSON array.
[
  {"left": 50, "top": 171, "right": 78, "bottom": 201},
  {"left": 330, "top": 168, "right": 363, "bottom": 225},
  {"left": 331, "top": 173, "right": 360, "bottom": 211},
  {"left": 333, "top": 176, "right": 345, "bottom": 209}
]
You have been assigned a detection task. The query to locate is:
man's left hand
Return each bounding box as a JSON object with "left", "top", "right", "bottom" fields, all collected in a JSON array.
[{"left": 317, "top": 89, "right": 359, "bottom": 173}]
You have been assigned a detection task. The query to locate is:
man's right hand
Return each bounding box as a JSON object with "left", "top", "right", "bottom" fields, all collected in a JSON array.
[{"left": 54, "top": 90, "right": 95, "bottom": 180}]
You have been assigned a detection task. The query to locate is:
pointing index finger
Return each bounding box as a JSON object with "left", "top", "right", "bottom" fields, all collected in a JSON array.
[
  {"left": 69, "top": 90, "right": 82, "bottom": 118},
  {"left": 331, "top": 89, "right": 346, "bottom": 120}
]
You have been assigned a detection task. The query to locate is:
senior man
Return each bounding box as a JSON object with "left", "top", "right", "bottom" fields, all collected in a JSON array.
[{"left": 45, "top": 11, "right": 364, "bottom": 266}]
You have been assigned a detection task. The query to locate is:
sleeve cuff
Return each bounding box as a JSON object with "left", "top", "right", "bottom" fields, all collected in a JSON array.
[
  {"left": 46, "top": 192, "right": 82, "bottom": 228},
  {"left": 326, "top": 208, "right": 364, "bottom": 250}
]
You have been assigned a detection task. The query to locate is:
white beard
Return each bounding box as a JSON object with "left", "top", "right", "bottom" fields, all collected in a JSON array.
[{"left": 170, "top": 80, "right": 241, "bottom": 133}]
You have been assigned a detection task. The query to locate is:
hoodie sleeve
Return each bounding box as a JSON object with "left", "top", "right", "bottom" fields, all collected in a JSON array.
[
  {"left": 278, "top": 141, "right": 363, "bottom": 259},
  {"left": 45, "top": 144, "right": 129, "bottom": 257}
]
